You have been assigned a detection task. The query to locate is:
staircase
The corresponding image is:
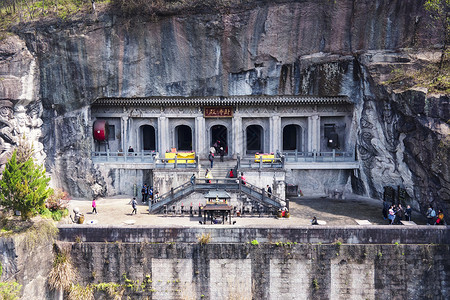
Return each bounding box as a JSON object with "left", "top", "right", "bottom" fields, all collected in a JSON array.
[
  {"left": 199, "top": 159, "right": 237, "bottom": 179},
  {"left": 149, "top": 177, "right": 285, "bottom": 213}
]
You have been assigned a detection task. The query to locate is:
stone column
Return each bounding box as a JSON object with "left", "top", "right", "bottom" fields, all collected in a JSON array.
[
  {"left": 195, "top": 116, "right": 206, "bottom": 158},
  {"left": 232, "top": 116, "right": 242, "bottom": 158},
  {"left": 270, "top": 115, "right": 281, "bottom": 153},
  {"left": 308, "top": 114, "right": 320, "bottom": 152},
  {"left": 158, "top": 116, "right": 169, "bottom": 154},
  {"left": 121, "top": 116, "right": 128, "bottom": 152}
]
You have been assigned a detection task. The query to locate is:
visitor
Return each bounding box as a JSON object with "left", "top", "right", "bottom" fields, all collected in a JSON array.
[
  {"left": 131, "top": 197, "right": 137, "bottom": 214},
  {"left": 240, "top": 172, "right": 246, "bottom": 185},
  {"left": 205, "top": 169, "right": 213, "bottom": 183},
  {"left": 128, "top": 146, "right": 134, "bottom": 155},
  {"left": 311, "top": 216, "right": 319, "bottom": 225},
  {"left": 426, "top": 205, "right": 436, "bottom": 225},
  {"left": 405, "top": 205, "right": 412, "bottom": 221},
  {"left": 395, "top": 204, "right": 404, "bottom": 225},
  {"left": 209, "top": 151, "right": 214, "bottom": 168},
  {"left": 228, "top": 168, "right": 234, "bottom": 178},
  {"left": 267, "top": 185, "right": 272, "bottom": 198},
  {"left": 148, "top": 186, "right": 153, "bottom": 203},
  {"left": 141, "top": 184, "right": 148, "bottom": 203},
  {"left": 91, "top": 198, "right": 97, "bottom": 214},
  {"left": 435, "top": 210, "right": 445, "bottom": 225},
  {"left": 190, "top": 174, "right": 196, "bottom": 185},
  {"left": 388, "top": 206, "right": 395, "bottom": 225},
  {"left": 219, "top": 146, "right": 224, "bottom": 162}
]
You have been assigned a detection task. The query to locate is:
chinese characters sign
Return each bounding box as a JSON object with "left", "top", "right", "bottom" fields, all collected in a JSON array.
[{"left": 204, "top": 107, "right": 233, "bottom": 118}]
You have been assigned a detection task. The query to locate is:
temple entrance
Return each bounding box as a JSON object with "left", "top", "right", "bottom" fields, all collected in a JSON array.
[
  {"left": 211, "top": 125, "right": 227, "bottom": 154},
  {"left": 140, "top": 125, "right": 156, "bottom": 151},
  {"left": 246, "top": 125, "right": 263, "bottom": 154},
  {"left": 176, "top": 125, "right": 192, "bottom": 151},
  {"left": 283, "top": 124, "right": 302, "bottom": 151}
]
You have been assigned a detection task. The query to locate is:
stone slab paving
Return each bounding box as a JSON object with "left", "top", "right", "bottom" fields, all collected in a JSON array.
[{"left": 65, "top": 194, "right": 428, "bottom": 227}]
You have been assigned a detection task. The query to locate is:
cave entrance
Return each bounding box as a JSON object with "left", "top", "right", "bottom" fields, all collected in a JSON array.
[
  {"left": 211, "top": 125, "right": 227, "bottom": 154},
  {"left": 246, "top": 125, "right": 263, "bottom": 154},
  {"left": 140, "top": 125, "right": 156, "bottom": 151},
  {"left": 175, "top": 125, "right": 192, "bottom": 151},
  {"left": 283, "top": 124, "right": 302, "bottom": 151}
]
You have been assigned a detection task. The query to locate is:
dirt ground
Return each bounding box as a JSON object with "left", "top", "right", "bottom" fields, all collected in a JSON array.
[{"left": 65, "top": 194, "right": 428, "bottom": 227}]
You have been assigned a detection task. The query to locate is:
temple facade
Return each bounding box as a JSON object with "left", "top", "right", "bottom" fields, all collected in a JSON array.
[
  {"left": 91, "top": 95, "right": 354, "bottom": 159},
  {"left": 90, "top": 95, "right": 358, "bottom": 200}
]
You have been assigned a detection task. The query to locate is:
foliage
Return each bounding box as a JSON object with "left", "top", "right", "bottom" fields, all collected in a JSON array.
[
  {"left": 0, "top": 281, "right": 22, "bottom": 300},
  {"left": 250, "top": 239, "right": 259, "bottom": 245},
  {"left": 0, "top": 261, "right": 21, "bottom": 300},
  {"left": 93, "top": 282, "right": 124, "bottom": 299},
  {"left": 0, "top": 0, "right": 111, "bottom": 31},
  {"left": 382, "top": 62, "right": 449, "bottom": 94},
  {"left": 197, "top": 233, "right": 211, "bottom": 245},
  {"left": 48, "top": 246, "right": 76, "bottom": 292},
  {"left": 0, "top": 146, "right": 53, "bottom": 220},
  {"left": 68, "top": 283, "right": 94, "bottom": 300},
  {"left": 312, "top": 278, "right": 319, "bottom": 291},
  {"left": 23, "top": 218, "right": 58, "bottom": 249},
  {"left": 46, "top": 189, "right": 70, "bottom": 212},
  {"left": 424, "top": 0, "right": 450, "bottom": 71}
]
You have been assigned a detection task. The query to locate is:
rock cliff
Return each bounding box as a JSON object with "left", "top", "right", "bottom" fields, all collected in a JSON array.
[{"left": 0, "top": 0, "right": 448, "bottom": 213}]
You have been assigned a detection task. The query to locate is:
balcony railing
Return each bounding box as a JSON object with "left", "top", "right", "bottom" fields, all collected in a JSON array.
[
  {"left": 91, "top": 150, "right": 357, "bottom": 168},
  {"left": 281, "top": 149, "right": 356, "bottom": 163},
  {"left": 91, "top": 151, "right": 198, "bottom": 168}
]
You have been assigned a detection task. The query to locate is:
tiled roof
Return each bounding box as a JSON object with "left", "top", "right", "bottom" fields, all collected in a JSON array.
[{"left": 93, "top": 95, "right": 351, "bottom": 106}]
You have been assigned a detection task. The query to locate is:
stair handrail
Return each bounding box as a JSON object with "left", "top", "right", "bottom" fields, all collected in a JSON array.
[
  {"left": 151, "top": 177, "right": 284, "bottom": 213},
  {"left": 239, "top": 180, "right": 284, "bottom": 207}
]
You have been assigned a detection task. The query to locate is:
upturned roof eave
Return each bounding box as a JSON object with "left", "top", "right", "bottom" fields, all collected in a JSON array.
[{"left": 92, "top": 95, "right": 352, "bottom": 106}]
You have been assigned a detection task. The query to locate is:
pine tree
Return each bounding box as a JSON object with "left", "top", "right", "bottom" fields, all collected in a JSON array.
[{"left": 0, "top": 149, "right": 53, "bottom": 220}]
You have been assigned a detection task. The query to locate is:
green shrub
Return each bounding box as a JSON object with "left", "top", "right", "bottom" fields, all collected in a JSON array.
[
  {"left": 0, "top": 144, "right": 53, "bottom": 220},
  {"left": 40, "top": 208, "right": 52, "bottom": 219},
  {"left": 0, "top": 281, "right": 22, "bottom": 300}
]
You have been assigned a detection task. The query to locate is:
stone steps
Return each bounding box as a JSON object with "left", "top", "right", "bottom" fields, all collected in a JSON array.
[{"left": 199, "top": 160, "right": 237, "bottom": 179}]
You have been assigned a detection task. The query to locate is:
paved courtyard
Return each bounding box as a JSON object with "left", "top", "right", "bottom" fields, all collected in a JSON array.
[{"left": 65, "top": 194, "right": 428, "bottom": 227}]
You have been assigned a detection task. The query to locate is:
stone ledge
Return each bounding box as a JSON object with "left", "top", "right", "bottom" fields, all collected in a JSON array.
[{"left": 57, "top": 225, "right": 450, "bottom": 245}]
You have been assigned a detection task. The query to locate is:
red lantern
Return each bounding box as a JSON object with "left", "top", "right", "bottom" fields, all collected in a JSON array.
[{"left": 93, "top": 120, "right": 109, "bottom": 141}]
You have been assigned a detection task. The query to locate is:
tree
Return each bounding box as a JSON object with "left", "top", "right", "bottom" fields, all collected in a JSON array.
[
  {"left": 0, "top": 147, "right": 53, "bottom": 220},
  {"left": 424, "top": 0, "right": 450, "bottom": 72}
]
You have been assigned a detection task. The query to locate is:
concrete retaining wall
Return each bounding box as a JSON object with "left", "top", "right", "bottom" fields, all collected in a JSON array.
[
  {"left": 58, "top": 225, "right": 450, "bottom": 245},
  {"left": 62, "top": 227, "right": 450, "bottom": 300}
]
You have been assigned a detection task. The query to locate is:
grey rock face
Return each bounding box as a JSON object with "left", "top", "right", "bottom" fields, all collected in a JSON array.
[{"left": 0, "top": 0, "right": 447, "bottom": 214}]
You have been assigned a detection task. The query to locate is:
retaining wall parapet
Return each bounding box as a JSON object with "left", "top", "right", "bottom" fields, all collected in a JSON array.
[{"left": 58, "top": 225, "right": 450, "bottom": 244}]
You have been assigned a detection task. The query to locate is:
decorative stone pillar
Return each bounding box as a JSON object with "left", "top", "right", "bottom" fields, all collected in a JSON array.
[
  {"left": 270, "top": 115, "right": 281, "bottom": 153},
  {"left": 232, "top": 115, "right": 242, "bottom": 158},
  {"left": 195, "top": 116, "right": 206, "bottom": 158},
  {"left": 121, "top": 116, "right": 128, "bottom": 152},
  {"left": 308, "top": 114, "right": 320, "bottom": 152},
  {"left": 158, "top": 116, "right": 169, "bottom": 154}
]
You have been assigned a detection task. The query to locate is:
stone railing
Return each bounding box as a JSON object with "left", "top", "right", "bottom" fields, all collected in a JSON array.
[{"left": 91, "top": 151, "right": 199, "bottom": 168}]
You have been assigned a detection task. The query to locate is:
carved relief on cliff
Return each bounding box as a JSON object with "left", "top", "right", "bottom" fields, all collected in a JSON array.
[{"left": 0, "top": 100, "right": 45, "bottom": 166}]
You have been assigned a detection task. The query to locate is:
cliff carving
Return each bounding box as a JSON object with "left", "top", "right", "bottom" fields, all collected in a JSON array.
[{"left": 0, "top": 0, "right": 447, "bottom": 213}]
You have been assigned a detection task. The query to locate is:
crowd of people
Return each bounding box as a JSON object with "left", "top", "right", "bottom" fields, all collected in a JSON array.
[
  {"left": 208, "top": 140, "right": 226, "bottom": 168},
  {"left": 426, "top": 205, "right": 446, "bottom": 225},
  {"left": 141, "top": 183, "right": 158, "bottom": 204},
  {"left": 382, "top": 200, "right": 446, "bottom": 225}
]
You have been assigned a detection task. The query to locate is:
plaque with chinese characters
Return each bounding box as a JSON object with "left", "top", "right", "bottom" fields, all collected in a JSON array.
[{"left": 204, "top": 107, "right": 233, "bottom": 118}]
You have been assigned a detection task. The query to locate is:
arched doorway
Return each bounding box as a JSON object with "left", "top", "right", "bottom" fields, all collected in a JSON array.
[
  {"left": 246, "top": 125, "right": 263, "bottom": 154},
  {"left": 283, "top": 124, "right": 302, "bottom": 151},
  {"left": 211, "top": 125, "right": 227, "bottom": 154},
  {"left": 140, "top": 125, "right": 156, "bottom": 151},
  {"left": 175, "top": 125, "right": 192, "bottom": 151}
]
